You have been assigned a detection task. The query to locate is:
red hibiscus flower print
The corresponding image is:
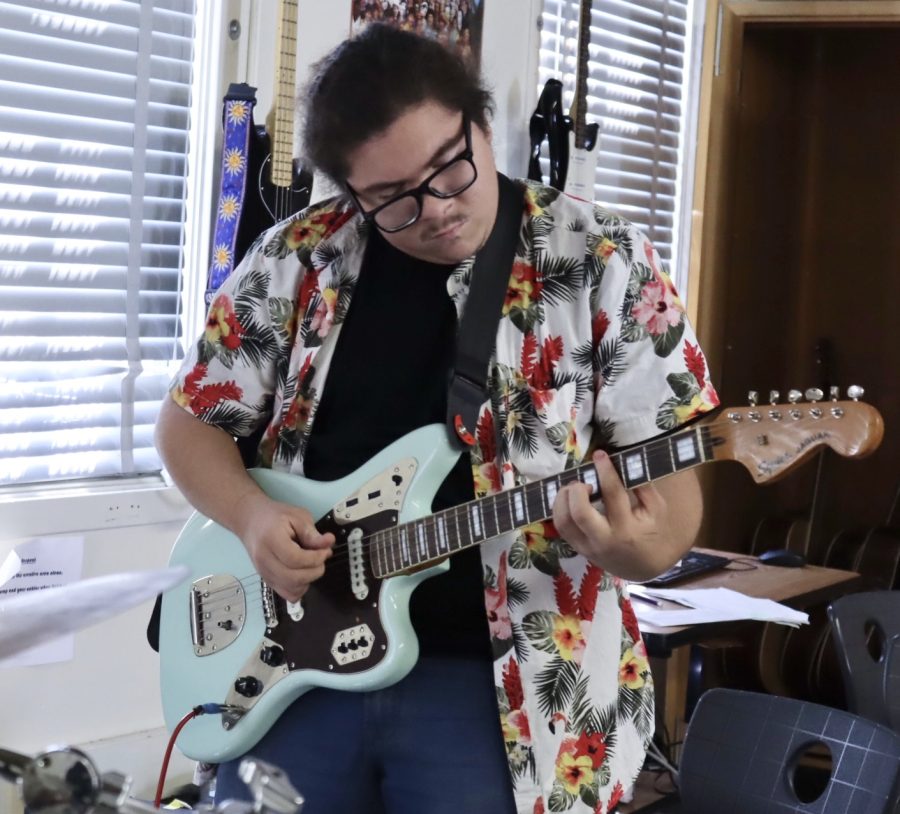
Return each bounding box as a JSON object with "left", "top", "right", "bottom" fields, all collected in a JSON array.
[
  {"left": 285, "top": 207, "right": 352, "bottom": 251},
  {"left": 592, "top": 309, "right": 611, "bottom": 350},
  {"left": 574, "top": 731, "right": 608, "bottom": 770},
  {"left": 620, "top": 597, "right": 641, "bottom": 643},
  {"left": 504, "top": 260, "right": 543, "bottom": 314},
  {"left": 683, "top": 342, "right": 707, "bottom": 388},
  {"left": 607, "top": 781, "right": 625, "bottom": 812},
  {"left": 174, "top": 363, "right": 243, "bottom": 416},
  {"left": 205, "top": 294, "right": 245, "bottom": 350}
]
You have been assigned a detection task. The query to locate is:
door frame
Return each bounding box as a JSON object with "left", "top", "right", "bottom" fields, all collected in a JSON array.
[{"left": 686, "top": 0, "right": 900, "bottom": 384}]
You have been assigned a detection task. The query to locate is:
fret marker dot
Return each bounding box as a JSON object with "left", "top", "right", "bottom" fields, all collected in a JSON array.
[
  {"left": 675, "top": 437, "right": 697, "bottom": 463},
  {"left": 626, "top": 453, "right": 645, "bottom": 480}
]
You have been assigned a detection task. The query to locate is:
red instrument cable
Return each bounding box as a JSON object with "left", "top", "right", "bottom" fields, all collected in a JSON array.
[{"left": 154, "top": 704, "right": 221, "bottom": 808}]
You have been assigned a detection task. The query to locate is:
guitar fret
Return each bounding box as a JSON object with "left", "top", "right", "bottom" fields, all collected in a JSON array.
[
  {"left": 383, "top": 531, "right": 393, "bottom": 574},
  {"left": 645, "top": 442, "right": 671, "bottom": 481},
  {"left": 560, "top": 469, "right": 580, "bottom": 485},
  {"left": 483, "top": 496, "right": 500, "bottom": 539},
  {"left": 536, "top": 479, "right": 549, "bottom": 519},
  {"left": 373, "top": 533, "right": 383, "bottom": 577},
  {"left": 523, "top": 482, "right": 542, "bottom": 524}
]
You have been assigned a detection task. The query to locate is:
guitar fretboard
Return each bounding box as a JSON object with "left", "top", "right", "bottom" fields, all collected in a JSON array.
[
  {"left": 572, "top": 0, "right": 592, "bottom": 148},
  {"left": 370, "top": 424, "right": 716, "bottom": 579},
  {"left": 271, "top": 0, "right": 298, "bottom": 189}
]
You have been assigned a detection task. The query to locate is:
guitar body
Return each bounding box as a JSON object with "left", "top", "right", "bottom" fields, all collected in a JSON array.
[
  {"left": 159, "top": 424, "right": 458, "bottom": 763},
  {"left": 239, "top": 122, "right": 313, "bottom": 264},
  {"left": 157, "top": 397, "right": 883, "bottom": 761}
]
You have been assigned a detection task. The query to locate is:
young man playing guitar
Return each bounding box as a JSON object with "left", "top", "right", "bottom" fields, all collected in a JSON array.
[{"left": 155, "top": 24, "right": 718, "bottom": 814}]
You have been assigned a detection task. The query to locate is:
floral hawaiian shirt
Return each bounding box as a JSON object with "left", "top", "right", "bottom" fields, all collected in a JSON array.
[{"left": 172, "top": 178, "right": 719, "bottom": 814}]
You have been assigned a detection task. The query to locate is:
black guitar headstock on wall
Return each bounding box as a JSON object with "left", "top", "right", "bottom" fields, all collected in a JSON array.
[{"left": 528, "top": 78, "right": 571, "bottom": 191}]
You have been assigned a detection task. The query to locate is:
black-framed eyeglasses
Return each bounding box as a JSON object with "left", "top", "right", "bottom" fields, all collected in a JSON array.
[{"left": 345, "top": 114, "right": 478, "bottom": 233}]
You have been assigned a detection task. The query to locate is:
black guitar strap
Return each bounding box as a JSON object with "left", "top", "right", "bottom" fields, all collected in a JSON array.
[{"left": 446, "top": 173, "right": 522, "bottom": 448}]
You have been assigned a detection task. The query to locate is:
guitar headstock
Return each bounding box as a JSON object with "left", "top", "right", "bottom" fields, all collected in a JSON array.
[{"left": 709, "top": 386, "right": 884, "bottom": 484}]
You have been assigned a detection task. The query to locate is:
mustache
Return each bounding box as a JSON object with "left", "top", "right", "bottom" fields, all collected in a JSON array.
[{"left": 422, "top": 215, "right": 466, "bottom": 240}]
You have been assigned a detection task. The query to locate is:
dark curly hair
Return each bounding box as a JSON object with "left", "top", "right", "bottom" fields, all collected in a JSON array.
[{"left": 300, "top": 24, "right": 494, "bottom": 184}]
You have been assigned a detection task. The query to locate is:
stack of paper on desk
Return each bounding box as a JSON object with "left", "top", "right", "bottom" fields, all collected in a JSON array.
[{"left": 630, "top": 585, "right": 810, "bottom": 628}]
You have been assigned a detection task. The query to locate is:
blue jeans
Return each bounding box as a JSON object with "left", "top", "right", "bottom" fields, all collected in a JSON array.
[{"left": 214, "top": 655, "right": 518, "bottom": 814}]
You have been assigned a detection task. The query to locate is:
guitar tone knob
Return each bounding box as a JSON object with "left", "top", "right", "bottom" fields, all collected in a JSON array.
[
  {"left": 847, "top": 385, "right": 865, "bottom": 401},
  {"left": 234, "top": 676, "right": 263, "bottom": 697}
]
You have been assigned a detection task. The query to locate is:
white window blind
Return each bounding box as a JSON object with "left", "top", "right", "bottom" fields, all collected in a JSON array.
[
  {"left": 0, "top": 0, "right": 195, "bottom": 487},
  {"left": 538, "top": 0, "right": 690, "bottom": 265}
]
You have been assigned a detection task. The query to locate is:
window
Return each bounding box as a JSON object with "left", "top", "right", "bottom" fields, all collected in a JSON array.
[
  {"left": 537, "top": 0, "right": 696, "bottom": 277},
  {"left": 0, "top": 0, "right": 197, "bottom": 487}
]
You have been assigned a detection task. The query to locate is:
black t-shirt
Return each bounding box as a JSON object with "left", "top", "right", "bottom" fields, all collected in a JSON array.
[{"left": 303, "top": 229, "right": 491, "bottom": 659}]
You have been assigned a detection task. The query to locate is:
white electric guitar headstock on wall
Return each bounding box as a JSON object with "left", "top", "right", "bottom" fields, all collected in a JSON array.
[{"left": 563, "top": 0, "right": 600, "bottom": 200}]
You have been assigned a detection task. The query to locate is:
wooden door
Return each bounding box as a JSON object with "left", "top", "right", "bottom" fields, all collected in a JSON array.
[{"left": 687, "top": 1, "right": 900, "bottom": 557}]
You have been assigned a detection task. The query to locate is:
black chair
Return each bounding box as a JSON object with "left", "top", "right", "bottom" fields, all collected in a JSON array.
[
  {"left": 827, "top": 590, "right": 900, "bottom": 727},
  {"left": 642, "top": 688, "right": 900, "bottom": 813},
  {"left": 886, "top": 634, "right": 900, "bottom": 733}
]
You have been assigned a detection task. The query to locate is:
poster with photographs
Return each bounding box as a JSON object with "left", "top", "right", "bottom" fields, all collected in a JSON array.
[{"left": 350, "top": 1, "right": 484, "bottom": 69}]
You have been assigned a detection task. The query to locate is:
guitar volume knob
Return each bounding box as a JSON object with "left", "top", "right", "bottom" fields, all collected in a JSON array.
[
  {"left": 259, "top": 645, "right": 285, "bottom": 667},
  {"left": 234, "top": 676, "right": 263, "bottom": 697}
]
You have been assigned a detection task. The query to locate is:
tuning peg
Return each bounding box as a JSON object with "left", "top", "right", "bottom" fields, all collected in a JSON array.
[
  {"left": 805, "top": 388, "right": 824, "bottom": 403},
  {"left": 747, "top": 390, "right": 759, "bottom": 406},
  {"left": 847, "top": 385, "right": 865, "bottom": 401},
  {"left": 767, "top": 390, "right": 779, "bottom": 404},
  {"left": 830, "top": 386, "right": 840, "bottom": 401}
]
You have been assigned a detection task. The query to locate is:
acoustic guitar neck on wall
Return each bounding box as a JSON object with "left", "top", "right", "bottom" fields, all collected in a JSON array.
[{"left": 562, "top": 0, "right": 600, "bottom": 200}]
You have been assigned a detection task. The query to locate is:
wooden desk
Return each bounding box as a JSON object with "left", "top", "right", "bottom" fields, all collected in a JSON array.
[
  {"left": 640, "top": 548, "right": 861, "bottom": 657},
  {"left": 639, "top": 548, "right": 860, "bottom": 774}
]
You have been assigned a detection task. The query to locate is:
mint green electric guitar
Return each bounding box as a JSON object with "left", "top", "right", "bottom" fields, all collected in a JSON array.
[{"left": 159, "top": 395, "right": 881, "bottom": 762}]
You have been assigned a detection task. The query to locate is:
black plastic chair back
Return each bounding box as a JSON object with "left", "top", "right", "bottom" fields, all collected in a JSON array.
[
  {"left": 679, "top": 688, "right": 900, "bottom": 814},
  {"left": 886, "top": 634, "right": 900, "bottom": 733},
  {"left": 827, "top": 590, "right": 900, "bottom": 726}
]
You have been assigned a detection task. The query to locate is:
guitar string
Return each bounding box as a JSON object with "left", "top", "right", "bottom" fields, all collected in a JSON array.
[
  {"left": 192, "top": 410, "right": 859, "bottom": 609},
  {"left": 192, "top": 409, "right": 855, "bottom": 603}
]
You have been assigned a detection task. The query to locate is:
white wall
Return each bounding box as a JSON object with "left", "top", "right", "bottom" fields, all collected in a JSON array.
[
  {"left": 237, "top": 0, "right": 542, "bottom": 179},
  {"left": 0, "top": 2, "right": 542, "bottom": 810}
]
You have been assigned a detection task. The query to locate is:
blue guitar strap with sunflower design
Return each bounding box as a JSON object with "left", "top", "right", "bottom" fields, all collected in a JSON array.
[{"left": 205, "top": 84, "right": 258, "bottom": 307}]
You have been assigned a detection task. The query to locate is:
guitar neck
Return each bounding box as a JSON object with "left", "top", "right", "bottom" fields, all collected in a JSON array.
[
  {"left": 372, "top": 423, "right": 715, "bottom": 578},
  {"left": 572, "top": 0, "right": 592, "bottom": 149},
  {"left": 270, "top": 0, "right": 298, "bottom": 189}
]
